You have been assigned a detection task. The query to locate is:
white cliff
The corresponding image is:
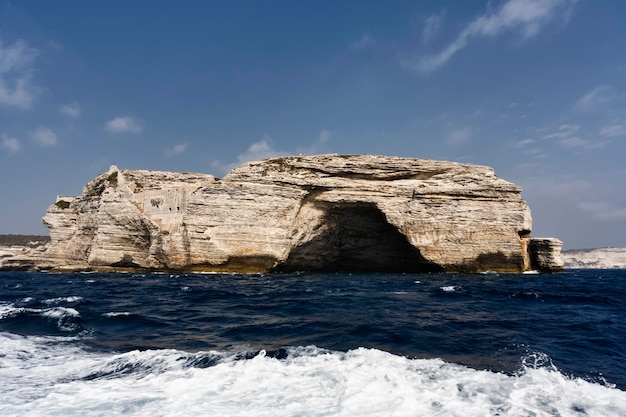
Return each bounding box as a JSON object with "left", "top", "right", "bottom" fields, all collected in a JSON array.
[
  {"left": 562, "top": 247, "right": 626, "bottom": 269},
  {"left": 12, "top": 154, "right": 563, "bottom": 273}
]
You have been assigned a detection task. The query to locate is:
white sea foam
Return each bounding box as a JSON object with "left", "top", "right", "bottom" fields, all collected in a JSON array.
[
  {"left": 0, "top": 303, "right": 22, "bottom": 319},
  {"left": 103, "top": 312, "right": 132, "bottom": 317},
  {"left": 43, "top": 296, "right": 83, "bottom": 304},
  {"left": 0, "top": 304, "right": 80, "bottom": 331},
  {"left": 441, "top": 285, "right": 457, "bottom": 292},
  {"left": 41, "top": 306, "right": 80, "bottom": 319},
  {"left": 1, "top": 334, "right": 625, "bottom": 417}
]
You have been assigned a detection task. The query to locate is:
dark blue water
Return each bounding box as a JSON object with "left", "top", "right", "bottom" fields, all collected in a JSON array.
[{"left": 1, "top": 269, "right": 624, "bottom": 390}]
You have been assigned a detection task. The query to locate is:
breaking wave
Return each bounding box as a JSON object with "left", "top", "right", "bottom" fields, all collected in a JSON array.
[{"left": 0, "top": 333, "right": 624, "bottom": 417}]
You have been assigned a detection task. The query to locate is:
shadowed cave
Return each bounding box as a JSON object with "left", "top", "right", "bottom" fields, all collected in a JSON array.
[{"left": 277, "top": 203, "right": 443, "bottom": 273}]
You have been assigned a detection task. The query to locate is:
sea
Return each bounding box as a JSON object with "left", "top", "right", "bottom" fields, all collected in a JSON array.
[{"left": 1, "top": 269, "right": 625, "bottom": 417}]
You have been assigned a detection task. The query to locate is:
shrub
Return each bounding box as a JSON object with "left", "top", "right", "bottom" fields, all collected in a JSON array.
[
  {"left": 107, "top": 171, "right": 118, "bottom": 187},
  {"left": 55, "top": 200, "right": 71, "bottom": 209}
]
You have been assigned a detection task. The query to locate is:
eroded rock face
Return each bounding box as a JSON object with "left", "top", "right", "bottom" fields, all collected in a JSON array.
[
  {"left": 34, "top": 154, "right": 562, "bottom": 273},
  {"left": 529, "top": 238, "right": 564, "bottom": 272}
]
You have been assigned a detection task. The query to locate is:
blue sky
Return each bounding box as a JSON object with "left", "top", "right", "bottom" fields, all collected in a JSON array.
[{"left": 1, "top": 0, "right": 625, "bottom": 249}]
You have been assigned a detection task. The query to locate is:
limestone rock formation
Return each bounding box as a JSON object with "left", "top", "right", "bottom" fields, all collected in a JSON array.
[
  {"left": 0, "top": 235, "right": 49, "bottom": 271},
  {"left": 528, "top": 238, "right": 564, "bottom": 272},
  {"left": 562, "top": 247, "right": 626, "bottom": 269},
  {"left": 24, "top": 154, "right": 563, "bottom": 273}
]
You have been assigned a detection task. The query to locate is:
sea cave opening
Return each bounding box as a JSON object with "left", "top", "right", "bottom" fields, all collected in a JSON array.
[{"left": 277, "top": 202, "right": 443, "bottom": 273}]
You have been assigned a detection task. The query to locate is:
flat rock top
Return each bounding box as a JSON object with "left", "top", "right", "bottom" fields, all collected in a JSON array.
[{"left": 224, "top": 154, "right": 520, "bottom": 195}]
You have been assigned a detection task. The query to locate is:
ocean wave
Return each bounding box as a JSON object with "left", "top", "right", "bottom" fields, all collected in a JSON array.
[
  {"left": 1, "top": 334, "right": 624, "bottom": 417},
  {"left": 0, "top": 303, "right": 81, "bottom": 332}
]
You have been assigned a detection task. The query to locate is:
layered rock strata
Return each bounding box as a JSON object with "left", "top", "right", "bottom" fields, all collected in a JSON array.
[{"left": 29, "top": 155, "right": 562, "bottom": 273}]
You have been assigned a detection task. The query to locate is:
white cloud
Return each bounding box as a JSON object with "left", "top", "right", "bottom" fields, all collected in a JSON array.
[
  {"left": 558, "top": 136, "right": 588, "bottom": 149},
  {"left": 444, "top": 127, "right": 471, "bottom": 146},
  {"left": 515, "top": 138, "right": 536, "bottom": 148},
  {"left": 527, "top": 148, "right": 546, "bottom": 158},
  {"left": 211, "top": 130, "right": 334, "bottom": 176},
  {"left": 211, "top": 136, "right": 286, "bottom": 175},
  {"left": 350, "top": 33, "right": 375, "bottom": 50},
  {"left": 543, "top": 123, "right": 579, "bottom": 139},
  {"left": 514, "top": 138, "right": 545, "bottom": 158},
  {"left": 31, "top": 127, "right": 58, "bottom": 147},
  {"left": 165, "top": 143, "right": 188, "bottom": 157},
  {"left": 408, "top": 0, "right": 574, "bottom": 73},
  {"left": 543, "top": 123, "right": 608, "bottom": 150},
  {"left": 238, "top": 137, "right": 283, "bottom": 162},
  {"left": 574, "top": 86, "right": 614, "bottom": 112},
  {"left": 558, "top": 136, "right": 607, "bottom": 150},
  {"left": 105, "top": 116, "right": 142, "bottom": 133},
  {"left": 599, "top": 123, "right": 626, "bottom": 137},
  {"left": 1, "top": 134, "right": 21, "bottom": 153},
  {"left": 422, "top": 12, "right": 444, "bottom": 44},
  {"left": 0, "top": 38, "right": 39, "bottom": 109},
  {"left": 59, "top": 102, "right": 81, "bottom": 118}
]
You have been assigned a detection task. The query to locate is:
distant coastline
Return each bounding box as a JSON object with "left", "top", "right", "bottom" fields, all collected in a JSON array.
[
  {"left": 562, "top": 247, "right": 626, "bottom": 269},
  {"left": 0, "top": 234, "right": 50, "bottom": 246}
]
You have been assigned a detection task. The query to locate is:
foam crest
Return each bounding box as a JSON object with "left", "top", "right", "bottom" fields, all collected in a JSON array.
[
  {"left": 43, "top": 296, "right": 83, "bottom": 304},
  {"left": 0, "top": 303, "right": 81, "bottom": 332},
  {"left": 41, "top": 306, "right": 80, "bottom": 319},
  {"left": 103, "top": 312, "right": 133, "bottom": 317},
  {"left": 0, "top": 302, "right": 21, "bottom": 319},
  {"left": 1, "top": 337, "right": 625, "bottom": 417}
]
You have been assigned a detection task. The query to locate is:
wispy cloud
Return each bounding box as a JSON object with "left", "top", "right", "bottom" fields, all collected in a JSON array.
[
  {"left": 318, "top": 129, "right": 332, "bottom": 143},
  {"left": 165, "top": 143, "right": 188, "bottom": 157},
  {"left": 514, "top": 138, "right": 546, "bottom": 159},
  {"left": 444, "top": 127, "right": 471, "bottom": 146},
  {"left": 407, "top": 0, "right": 575, "bottom": 73},
  {"left": 515, "top": 138, "right": 536, "bottom": 148},
  {"left": 543, "top": 124, "right": 607, "bottom": 150},
  {"left": 599, "top": 123, "right": 626, "bottom": 137},
  {"left": 557, "top": 136, "right": 593, "bottom": 149},
  {"left": 543, "top": 123, "right": 579, "bottom": 139},
  {"left": 349, "top": 33, "right": 375, "bottom": 50},
  {"left": 31, "top": 127, "right": 58, "bottom": 147},
  {"left": 0, "top": 37, "right": 39, "bottom": 109},
  {"left": 59, "top": 102, "right": 81, "bottom": 118},
  {"left": 422, "top": 12, "right": 444, "bottom": 45},
  {"left": 1, "top": 134, "right": 21, "bottom": 153},
  {"left": 574, "top": 86, "right": 615, "bottom": 112},
  {"left": 105, "top": 116, "right": 142, "bottom": 133}
]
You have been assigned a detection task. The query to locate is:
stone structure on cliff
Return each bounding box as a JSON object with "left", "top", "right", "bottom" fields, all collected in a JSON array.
[{"left": 7, "top": 155, "right": 564, "bottom": 273}]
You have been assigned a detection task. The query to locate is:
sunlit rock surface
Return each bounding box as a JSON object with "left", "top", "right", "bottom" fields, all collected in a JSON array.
[
  {"left": 26, "top": 155, "right": 562, "bottom": 273},
  {"left": 562, "top": 247, "right": 626, "bottom": 269}
]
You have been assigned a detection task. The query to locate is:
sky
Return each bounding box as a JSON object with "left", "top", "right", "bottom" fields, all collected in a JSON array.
[{"left": 1, "top": 0, "right": 625, "bottom": 249}]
